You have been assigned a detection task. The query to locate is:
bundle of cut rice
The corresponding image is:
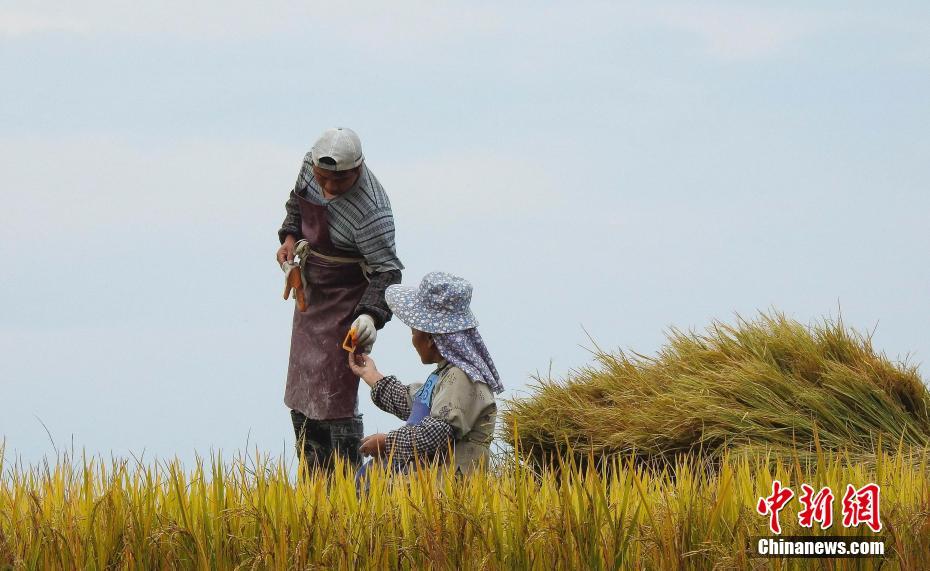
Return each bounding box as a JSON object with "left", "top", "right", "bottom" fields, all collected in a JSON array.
[{"left": 503, "top": 312, "right": 930, "bottom": 466}]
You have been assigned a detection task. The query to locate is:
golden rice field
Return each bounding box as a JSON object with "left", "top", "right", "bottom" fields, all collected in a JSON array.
[
  {"left": 4, "top": 313, "right": 926, "bottom": 568},
  {"left": 1, "top": 445, "right": 928, "bottom": 570}
]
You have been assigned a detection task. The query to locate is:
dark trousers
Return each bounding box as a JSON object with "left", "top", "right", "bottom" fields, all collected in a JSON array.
[{"left": 290, "top": 410, "right": 363, "bottom": 473}]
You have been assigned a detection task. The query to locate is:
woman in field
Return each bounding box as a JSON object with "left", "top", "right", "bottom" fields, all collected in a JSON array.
[{"left": 348, "top": 271, "right": 502, "bottom": 477}]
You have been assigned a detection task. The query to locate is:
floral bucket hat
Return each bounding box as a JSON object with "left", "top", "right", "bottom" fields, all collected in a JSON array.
[{"left": 385, "top": 271, "right": 478, "bottom": 334}]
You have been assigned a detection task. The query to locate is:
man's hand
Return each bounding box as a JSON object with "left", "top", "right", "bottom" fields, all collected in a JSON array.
[
  {"left": 276, "top": 235, "right": 297, "bottom": 266},
  {"left": 351, "top": 314, "right": 377, "bottom": 353},
  {"left": 359, "top": 433, "right": 388, "bottom": 458},
  {"left": 348, "top": 352, "right": 384, "bottom": 387}
]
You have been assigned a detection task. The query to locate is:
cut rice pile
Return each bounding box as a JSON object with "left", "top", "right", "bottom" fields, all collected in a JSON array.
[{"left": 503, "top": 312, "right": 930, "bottom": 465}]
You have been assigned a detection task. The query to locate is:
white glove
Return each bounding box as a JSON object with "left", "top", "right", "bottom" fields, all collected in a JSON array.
[{"left": 352, "top": 314, "right": 377, "bottom": 353}]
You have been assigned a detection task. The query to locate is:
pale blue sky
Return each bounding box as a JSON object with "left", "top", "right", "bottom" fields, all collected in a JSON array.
[{"left": 2, "top": 2, "right": 928, "bottom": 464}]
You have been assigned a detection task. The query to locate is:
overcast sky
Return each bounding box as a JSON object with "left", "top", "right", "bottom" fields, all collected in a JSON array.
[{"left": 2, "top": 1, "right": 928, "bottom": 465}]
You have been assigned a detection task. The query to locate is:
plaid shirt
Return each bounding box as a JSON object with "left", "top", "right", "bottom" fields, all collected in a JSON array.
[
  {"left": 278, "top": 155, "right": 403, "bottom": 327},
  {"left": 371, "top": 375, "right": 455, "bottom": 467}
]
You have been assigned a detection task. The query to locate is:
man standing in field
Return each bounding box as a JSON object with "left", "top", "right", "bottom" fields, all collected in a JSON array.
[{"left": 276, "top": 127, "right": 403, "bottom": 471}]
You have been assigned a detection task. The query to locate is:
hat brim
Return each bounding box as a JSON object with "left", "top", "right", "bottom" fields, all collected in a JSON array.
[
  {"left": 311, "top": 154, "right": 365, "bottom": 172},
  {"left": 385, "top": 285, "right": 478, "bottom": 334}
]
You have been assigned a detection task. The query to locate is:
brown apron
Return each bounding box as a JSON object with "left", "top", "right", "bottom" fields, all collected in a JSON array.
[{"left": 284, "top": 193, "right": 369, "bottom": 420}]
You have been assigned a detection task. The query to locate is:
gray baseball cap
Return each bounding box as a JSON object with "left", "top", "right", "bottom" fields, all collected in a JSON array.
[{"left": 310, "top": 127, "right": 364, "bottom": 171}]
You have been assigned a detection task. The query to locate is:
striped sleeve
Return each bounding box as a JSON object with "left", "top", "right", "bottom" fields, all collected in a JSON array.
[
  {"left": 278, "top": 192, "right": 302, "bottom": 243},
  {"left": 350, "top": 179, "right": 403, "bottom": 327},
  {"left": 354, "top": 269, "right": 401, "bottom": 329},
  {"left": 354, "top": 206, "right": 402, "bottom": 273}
]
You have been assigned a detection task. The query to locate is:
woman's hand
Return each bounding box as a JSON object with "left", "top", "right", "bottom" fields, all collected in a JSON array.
[
  {"left": 359, "top": 433, "right": 388, "bottom": 457},
  {"left": 348, "top": 352, "right": 384, "bottom": 387},
  {"left": 276, "top": 235, "right": 296, "bottom": 266}
]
